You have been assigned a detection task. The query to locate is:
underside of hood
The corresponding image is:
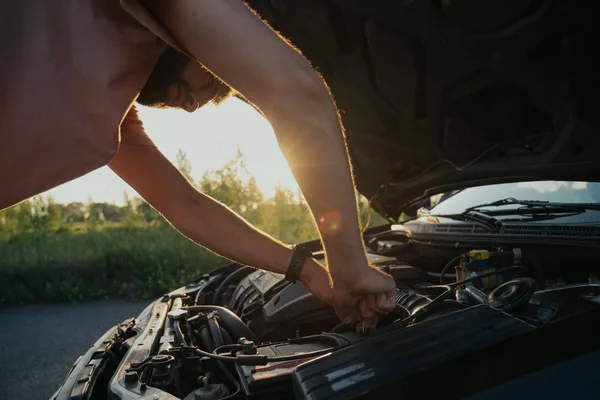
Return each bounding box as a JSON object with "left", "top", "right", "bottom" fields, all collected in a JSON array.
[{"left": 247, "top": 0, "right": 600, "bottom": 220}]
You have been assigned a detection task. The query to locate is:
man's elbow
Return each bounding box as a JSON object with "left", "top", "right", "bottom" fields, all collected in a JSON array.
[{"left": 265, "top": 71, "right": 337, "bottom": 129}]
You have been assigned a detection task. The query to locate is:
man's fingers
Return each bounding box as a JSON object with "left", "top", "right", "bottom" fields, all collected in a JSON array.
[
  {"left": 358, "top": 297, "right": 374, "bottom": 320},
  {"left": 378, "top": 291, "right": 396, "bottom": 313},
  {"left": 366, "top": 293, "right": 386, "bottom": 314},
  {"left": 364, "top": 292, "right": 395, "bottom": 315},
  {"left": 338, "top": 311, "right": 357, "bottom": 325},
  {"left": 333, "top": 290, "right": 360, "bottom": 323}
]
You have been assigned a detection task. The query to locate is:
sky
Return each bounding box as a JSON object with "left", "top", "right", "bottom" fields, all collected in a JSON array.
[{"left": 44, "top": 98, "right": 300, "bottom": 205}]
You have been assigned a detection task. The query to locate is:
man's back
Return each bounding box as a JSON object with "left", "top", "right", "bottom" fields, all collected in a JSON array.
[{"left": 0, "top": 0, "right": 166, "bottom": 209}]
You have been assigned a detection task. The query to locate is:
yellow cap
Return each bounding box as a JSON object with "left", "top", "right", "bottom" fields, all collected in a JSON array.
[{"left": 468, "top": 250, "right": 490, "bottom": 261}]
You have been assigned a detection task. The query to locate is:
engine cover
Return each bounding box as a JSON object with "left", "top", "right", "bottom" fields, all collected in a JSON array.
[
  {"left": 229, "top": 270, "right": 286, "bottom": 318},
  {"left": 293, "top": 305, "right": 533, "bottom": 399},
  {"left": 229, "top": 254, "right": 409, "bottom": 331}
]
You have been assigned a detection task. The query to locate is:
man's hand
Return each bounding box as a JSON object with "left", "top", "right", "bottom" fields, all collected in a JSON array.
[
  {"left": 331, "top": 265, "right": 396, "bottom": 328},
  {"left": 301, "top": 259, "right": 396, "bottom": 327}
]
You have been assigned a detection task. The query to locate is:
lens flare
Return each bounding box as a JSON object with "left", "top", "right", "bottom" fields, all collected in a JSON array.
[{"left": 318, "top": 211, "right": 343, "bottom": 236}]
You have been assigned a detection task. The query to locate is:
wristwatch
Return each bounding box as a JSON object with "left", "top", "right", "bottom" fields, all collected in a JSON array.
[{"left": 284, "top": 244, "right": 313, "bottom": 283}]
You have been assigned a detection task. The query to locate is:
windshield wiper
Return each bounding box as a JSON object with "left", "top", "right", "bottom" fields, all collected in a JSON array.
[
  {"left": 429, "top": 198, "right": 600, "bottom": 230},
  {"left": 464, "top": 197, "right": 600, "bottom": 216},
  {"left": 420, "top": 207, "right": 502, "bottom": 232}
]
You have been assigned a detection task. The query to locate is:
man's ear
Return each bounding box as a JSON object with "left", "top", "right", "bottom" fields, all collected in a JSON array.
[
  {"left": 182, "top": 93, "right": 198, "bottom": 113},
  {"left": 165, "top": 82, "right": 186, "bottom": 108}
]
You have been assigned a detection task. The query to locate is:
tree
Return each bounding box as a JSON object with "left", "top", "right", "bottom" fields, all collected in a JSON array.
[
  {"left": 95, "top": 202, "right": 124, "bottom": 222},
  {"left": 258, "top": 187, "right": 318, "bottom": 243},
  {"left": 358, "top": 194, "right": 389, "bottom": 229},
  {"left": 199, "top": 152, "right": 264, "bottom": 220},
  {"left": 137, "top": 201, "right": 163, "bottom": 225},
  {"left": 176, "top": 149, "right": 194, "bottom": 182},
  {"left": 61, "top": 202, "right": 86, "bottom": 223}
]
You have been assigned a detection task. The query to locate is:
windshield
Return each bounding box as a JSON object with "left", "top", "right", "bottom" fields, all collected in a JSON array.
[{"left": 429, "top": 181, "right": 600, "bottom": 215}]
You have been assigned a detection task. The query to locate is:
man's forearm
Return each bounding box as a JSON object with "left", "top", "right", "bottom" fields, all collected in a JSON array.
[
  {"left": 266, "top": 80, "right": 369, "bottom": 279},
  {"left": 169, "top": 189, "right": 324, "bottom": 285}
]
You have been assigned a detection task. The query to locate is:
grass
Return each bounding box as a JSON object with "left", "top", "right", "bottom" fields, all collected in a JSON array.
[{"left": 0, "top": 226, "right": 227, "bottom": 304}]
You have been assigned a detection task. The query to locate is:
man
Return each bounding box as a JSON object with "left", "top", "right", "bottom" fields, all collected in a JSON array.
[{"left": 0, "top": 0, "right": 395, "bottom": 326}]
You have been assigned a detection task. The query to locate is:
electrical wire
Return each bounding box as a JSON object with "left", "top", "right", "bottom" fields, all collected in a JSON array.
[
  {"left": 193, "top": 345, "right": 334, "bottom": 366},
  {"left": 216, "top": 360, "right": 241, "bottom": 400},
  {"left": 420, "top": 266, "right": 526, "bottom": 292},
  {"left": 214, "top": 344, "right": 244, "bottom": 355},
  {"left": 440, "top": 254, "right": 466, "bottom": 284},
  {"left": 194, "top": 332, "right": 344, "bottom": 365},
  {"left": 266, "top": 348, "right": 334, "bottom": 362},
  {"left": 193, "top": 347, "right": 248, "bottom": 363}
]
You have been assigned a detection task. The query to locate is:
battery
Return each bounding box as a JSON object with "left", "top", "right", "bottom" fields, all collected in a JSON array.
[{"left": 236, "top": 340, "right": 333, "bottom": 399}]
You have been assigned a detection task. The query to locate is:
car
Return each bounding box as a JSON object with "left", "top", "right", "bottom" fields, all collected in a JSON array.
[{"left": 52, "top": 1, "right": 600, "bottom": 399}]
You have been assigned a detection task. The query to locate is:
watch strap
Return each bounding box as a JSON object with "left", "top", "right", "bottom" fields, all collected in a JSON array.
[{"left": 285, "top": 245, "right": 312, "bottom": 283}]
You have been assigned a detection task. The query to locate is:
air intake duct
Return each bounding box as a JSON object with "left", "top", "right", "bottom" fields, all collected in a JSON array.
[{"left": 395, "top": 288, "right": 432, "bottom": 317}]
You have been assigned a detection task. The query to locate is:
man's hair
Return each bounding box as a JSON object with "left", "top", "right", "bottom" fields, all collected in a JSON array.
[{"left": 137, "top": 47, "right": 193, "bottom": 108}]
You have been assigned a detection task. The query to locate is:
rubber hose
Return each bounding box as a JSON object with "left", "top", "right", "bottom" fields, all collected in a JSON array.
[
  {"left": 440, "top": 254, "right": 465, "bottom": 284},
  {"left": 212, "top": 266, "right": 255, "bottom": 306},
  {"left": 199, "top": 326, "right": 214, "bottom": 352},
  {"left": 207, "top": 313, "right": 225, "bottom": 349},
  {"left": 183, "top": 306, "right": 257, "bottom": 342},
  {"left": 220, "top": 327, "right": 233, "bottom": 345},
  {"left": 174, "top": 321, "right": 188, "bottom": 346}
]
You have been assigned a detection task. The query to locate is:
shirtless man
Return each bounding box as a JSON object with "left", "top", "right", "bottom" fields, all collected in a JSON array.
[{"left": 0, "top": 0, "right": 395, "bottom": 326}]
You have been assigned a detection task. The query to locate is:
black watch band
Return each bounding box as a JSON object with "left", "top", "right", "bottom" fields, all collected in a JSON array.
[{"left": 285, "top": 245, "right": 312, "bottom": 283}]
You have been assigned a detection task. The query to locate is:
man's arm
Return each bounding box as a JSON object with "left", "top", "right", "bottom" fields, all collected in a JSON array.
[
  {"left": 145, "top": 0, "right": 396, "bottom": 322},
  {"left": 109, "top": 137, "right": 334, "bottom": 306}
]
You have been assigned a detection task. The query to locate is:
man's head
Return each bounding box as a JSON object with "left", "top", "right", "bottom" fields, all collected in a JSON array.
[{"left": 137, "top": 47, "right": 233, "bottom": 112}]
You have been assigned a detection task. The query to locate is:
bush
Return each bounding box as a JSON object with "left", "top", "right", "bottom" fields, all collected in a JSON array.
[{"left": 0, "top": 226, "right": 226, "bottom": 304}]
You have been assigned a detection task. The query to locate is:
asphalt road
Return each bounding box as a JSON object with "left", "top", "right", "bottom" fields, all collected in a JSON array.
[{"left": 0, "top": 301, "right": 147, "bottom": 400}]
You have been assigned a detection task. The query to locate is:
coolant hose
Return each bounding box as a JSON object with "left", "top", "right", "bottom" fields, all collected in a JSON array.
[
  {"left": 199, "top": 326, "right": 214, "bottom": 352},
  {"left": 207, "top": 312, "right": 225, "bottom": 349},
  {"left": 220, "top": 327, "right": 233, "bottom": 344},
  {"left": 212, "top": 266, "right": 255, "bottom": 306},
  {"left": 183, "top": 305, "right": 258, "bottom": 342}
]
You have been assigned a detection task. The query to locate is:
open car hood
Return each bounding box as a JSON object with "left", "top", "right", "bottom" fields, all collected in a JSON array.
[{"left": 247, "top": 0, "right": 600, "bottom": 220}]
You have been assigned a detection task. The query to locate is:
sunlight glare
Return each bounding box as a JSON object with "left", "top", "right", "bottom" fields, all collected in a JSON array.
[{"left": 44, "top": 98, "right": 300, "bottom": 204}]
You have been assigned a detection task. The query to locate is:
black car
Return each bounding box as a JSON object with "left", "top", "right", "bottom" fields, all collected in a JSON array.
[{"left": 53, "top": 1, "right": 600, "bottom": 399}]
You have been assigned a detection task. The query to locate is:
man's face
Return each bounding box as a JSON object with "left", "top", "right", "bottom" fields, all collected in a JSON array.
[{"left": 165, "top": 62, "right": 233, "bottom": 112}]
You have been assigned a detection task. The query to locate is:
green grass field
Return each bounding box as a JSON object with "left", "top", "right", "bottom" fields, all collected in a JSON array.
[{"left": 0, "top": 226, "right": 227, "bottom": 304}]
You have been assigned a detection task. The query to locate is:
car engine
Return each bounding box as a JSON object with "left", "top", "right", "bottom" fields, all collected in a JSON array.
[{"left": 101, "top": 236, "right": 600, "bottom": 400}]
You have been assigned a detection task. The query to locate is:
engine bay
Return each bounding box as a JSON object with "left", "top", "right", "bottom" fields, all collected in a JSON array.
[{"left": 106, "top": 236, "right": 600, "bottom": 400}]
